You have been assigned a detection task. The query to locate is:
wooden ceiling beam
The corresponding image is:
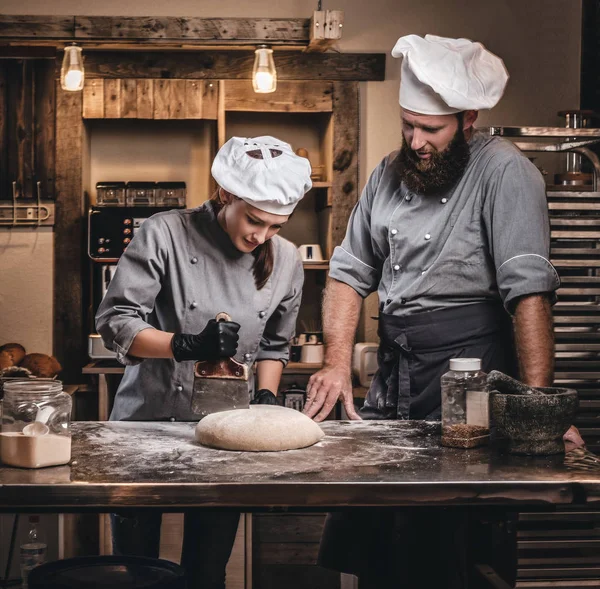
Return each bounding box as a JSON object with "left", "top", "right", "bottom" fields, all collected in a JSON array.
[
  {"left": 0, "top": 15, "right": 312, "bottom": 46},
  {"left": 83, "top": 50, "right": 385, "bottom": 81}
]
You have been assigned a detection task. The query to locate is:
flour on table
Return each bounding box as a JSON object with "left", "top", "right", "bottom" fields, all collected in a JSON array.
[{"left": 195, "top": 405, "right": 325, "bottom": 452}]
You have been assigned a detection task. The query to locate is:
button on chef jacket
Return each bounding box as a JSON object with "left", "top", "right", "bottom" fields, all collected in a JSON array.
[
  {"left": 96, "top": 201, "right": 304, "bottom": 421},
  {"left": 329, "top": 130, "right": 560, "bottom": 315}
]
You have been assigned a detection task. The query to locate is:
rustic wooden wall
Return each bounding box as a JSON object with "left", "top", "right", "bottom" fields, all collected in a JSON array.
[
  {"left": 0, "top": 59, "right": 55, "bottom": 201},
  {"left": 253, "top": 514, "right": 340, "bottom": 589}
]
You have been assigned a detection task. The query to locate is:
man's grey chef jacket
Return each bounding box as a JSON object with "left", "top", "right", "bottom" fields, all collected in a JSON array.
[
  {"left": 96, "top": 201, "right": 304, "bottom": 421},
  {"left": 329, "top": 129, "right": 560, "bottom": 314}
]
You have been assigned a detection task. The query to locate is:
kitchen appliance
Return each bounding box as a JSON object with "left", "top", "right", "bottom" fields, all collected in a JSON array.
[
  {"left": 88, "top": 206, "right": 178, "bottom": 262},
  {"left": 554, "top": 110, "right": 595, "bottom": 187},
  {"left": 352, "top": 342, "right": 378, "bottom": 388},
  {"left": 191, "top": 313, "right": 250, "bottom": 418},
  {"left": 298, "top": 243, "right": 323, "bottom": 262},
  {"left": 87, "top": 203, "right": 185, "bottom": 359}
]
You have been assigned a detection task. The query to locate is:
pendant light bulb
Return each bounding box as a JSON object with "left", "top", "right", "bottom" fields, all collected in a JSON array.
[
  {"left": 253, "top": 46, "right": 277, "bottom": 94},
  {"left": 61, "top": 44, "right": 85, "bottom": 92}
]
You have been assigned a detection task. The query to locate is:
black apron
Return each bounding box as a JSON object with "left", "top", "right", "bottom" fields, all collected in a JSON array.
[
  {"left": 319, "top": 302, "right": 518, "bottom": 588},
  {"left": 361, "top": 301, "right": 517, "bottom": 421}
]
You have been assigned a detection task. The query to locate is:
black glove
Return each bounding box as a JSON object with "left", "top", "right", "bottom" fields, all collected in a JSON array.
[
  {"left": 251, "top": 389, "right": 279, "bottom": 405},
  {"left": 171, "top": 319, "right": 240, "bottom": 362}
]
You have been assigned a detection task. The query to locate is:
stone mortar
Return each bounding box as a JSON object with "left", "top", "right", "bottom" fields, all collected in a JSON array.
[{"left": 490, "top": 387, "right": 578, "bottom": 455}]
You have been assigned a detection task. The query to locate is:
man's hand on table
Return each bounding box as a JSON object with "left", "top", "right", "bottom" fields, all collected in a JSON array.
[
  {"left": 564, "top": 425, "right": 585, "bottom": 453},
  {"left": 303, "top": 365, "right": 361, "bottom": 422}
]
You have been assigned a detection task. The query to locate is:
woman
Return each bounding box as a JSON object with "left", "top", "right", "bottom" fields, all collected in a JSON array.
[{"left": 96, "top": 135, "right": 312, "bottom": 589}]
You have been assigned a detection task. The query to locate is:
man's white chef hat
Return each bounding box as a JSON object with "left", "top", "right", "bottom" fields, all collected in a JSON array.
[
  {"left": 211, "top": 136, "right": 312, "bottom": 216},
  {"left": 391, "top": 34, "right": 509, "bottom": 115}
]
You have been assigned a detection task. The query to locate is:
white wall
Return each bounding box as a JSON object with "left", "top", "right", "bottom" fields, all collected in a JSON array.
[
  {"left": 0, "top": 0, "right": 582, "bottom": 348},
  {"left": 0, "top": 228, "right": 54, "bottom": 355}
]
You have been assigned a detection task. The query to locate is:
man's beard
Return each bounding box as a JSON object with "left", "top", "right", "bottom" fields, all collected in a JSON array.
[{"left": 394, "top": 128, "right": 471, "bottom": 196}]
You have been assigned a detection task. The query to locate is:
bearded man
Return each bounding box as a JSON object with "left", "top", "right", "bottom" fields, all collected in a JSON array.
[{"left": 303, "top": 35, "right": 567, "bottom": 588}]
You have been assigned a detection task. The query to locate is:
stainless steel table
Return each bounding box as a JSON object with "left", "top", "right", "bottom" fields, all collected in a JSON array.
[{"left": 2, "top": 420, "right": 600, "bottom": 511}]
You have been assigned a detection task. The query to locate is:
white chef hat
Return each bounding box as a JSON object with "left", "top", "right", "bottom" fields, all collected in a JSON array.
[
  {"left": 211, "top": 136, "right": 312, "bottom": 215},
  {"left": 391, "top": 34, "right": 509, "bottom": 115}
]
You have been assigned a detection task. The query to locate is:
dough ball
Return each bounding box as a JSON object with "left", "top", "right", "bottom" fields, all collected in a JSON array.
[
  {"left": 195, "top": 405, "right": 325, "bottom": 452},
  {"left": 0, "top": 343, "right": 26, "bottom": 365},
  {"left": 0, "top": 351, "right": 13, "bottom": 370},
  {"left": 20, "top": 353, "right": 62, "bottom": 378}
]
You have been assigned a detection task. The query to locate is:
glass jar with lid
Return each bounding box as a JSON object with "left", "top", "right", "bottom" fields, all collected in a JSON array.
[
  {"left": 126, "top": 182, "right": 156, "bottom": 206},
  {"left": 441, "top": 358, "right": 489, "bottom": 448},
  {"left": 155, "top": 182, "right": 186, "bottom": 207},
  {"left": 96, "top": 181, "right": 126, "bottom": 206},
  {"left": 0, "top": 379, "right": 72, "bottom": 468}
]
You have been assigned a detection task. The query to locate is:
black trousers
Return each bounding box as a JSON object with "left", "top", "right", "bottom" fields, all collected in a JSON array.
[{"left": 111, "top": 510, "right": 240, "bottom": 589}]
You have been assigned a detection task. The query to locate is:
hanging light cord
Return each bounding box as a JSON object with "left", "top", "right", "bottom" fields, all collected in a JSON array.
[{"left": 317, "top": 0, "right": 322, "bottom": 10}]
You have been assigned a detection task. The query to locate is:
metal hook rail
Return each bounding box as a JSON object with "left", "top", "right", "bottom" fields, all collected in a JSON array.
[{"left": 0, "top": 182, "right": 55, "bottom": 227}]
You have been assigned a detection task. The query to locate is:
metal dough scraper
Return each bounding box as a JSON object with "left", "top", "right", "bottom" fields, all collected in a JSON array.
[{"left": 191, "top": 312, "right": 250, "bottom": 419}]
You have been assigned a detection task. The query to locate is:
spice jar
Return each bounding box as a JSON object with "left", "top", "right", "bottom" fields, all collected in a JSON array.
[
  {"left": 0, "top": 379, "right": 72, "bottom": 468},
  {"left": 441, "top": 358, "right": 489, "bottom": 448}
]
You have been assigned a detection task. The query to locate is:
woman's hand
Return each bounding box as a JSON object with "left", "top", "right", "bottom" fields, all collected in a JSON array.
[
  {"left": 251, "top": 389, "right": 279, "bottom": 405},
  {"left": 303, "top": 365, "right": 361, "bottom": 422},
  {"left": 171, "top": 319, "right": 240, "bottom": 362}
]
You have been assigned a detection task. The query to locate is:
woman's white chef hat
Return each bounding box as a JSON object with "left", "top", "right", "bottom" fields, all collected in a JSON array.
[
  {"left": 211, "top": 136, "right": 312, "bottom": 215},
  {"left": 391, "top": 34, "right": 509, "bottom": 115}
]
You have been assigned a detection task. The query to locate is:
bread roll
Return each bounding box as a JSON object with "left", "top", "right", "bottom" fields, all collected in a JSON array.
[
  {"left": 0, "top": 351, "right": 13, "bottom": 371},
  {"left": 0, "top": 343, "right": 26, "bottom": 365},
  {"left": 20, "top": 353, "right": 62, "bottom": 378}
]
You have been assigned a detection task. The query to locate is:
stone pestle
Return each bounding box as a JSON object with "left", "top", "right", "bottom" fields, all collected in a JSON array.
[{"left": 486, "top": 370, "right": 548, "bottom": 395}]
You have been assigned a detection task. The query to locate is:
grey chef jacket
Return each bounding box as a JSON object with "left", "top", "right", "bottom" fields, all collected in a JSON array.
[
  {"left": 329, "top": 129, "right": 560, "bottom": 314},
  {"left": 96, "top": 201, "right": 304, "bottom": 421}
]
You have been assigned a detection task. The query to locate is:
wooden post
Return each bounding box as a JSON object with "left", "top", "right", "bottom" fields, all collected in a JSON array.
[
  {"left": 331, "top": 81, "right": 359, "bottom": 250},
  {"left": 54, "top": 81, "right": 85, "bottom": 384}
]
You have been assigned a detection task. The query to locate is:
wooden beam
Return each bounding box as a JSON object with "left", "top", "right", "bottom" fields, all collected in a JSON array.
[
  {"left": 0, "top": 15, "right": 311, "bottom": 46},
  {"left": 83, "top": 51, "right": 385, "bottom": 81},
  {"left": 33, "top": 59, "right": 56, "bottom": 200},
  {"left": 54, "top": 82, "right": 84, "bottom": 384},
  {"left": 307, "top": 10, "right": 343, "bottom": 53},
  {"left": 0, "top": 63, "right": 7, "bottom": 200},
  {"left": 0, "top": 46, "right": 57, "bottom": 58},
  {"left": 75, "top": 17, "right": 310, "bottom": 45},
  {"left": 223, "top": 80, "right": 333, "bottom": 112},
  {"left": 0, "top": 15, "right": 74, "bottom": 39},
  {"left": 331, "top": 81, "right": 359, "bottom": 250}
]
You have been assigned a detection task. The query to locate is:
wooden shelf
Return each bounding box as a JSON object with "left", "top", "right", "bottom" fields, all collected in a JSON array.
[
  {"left": 284, "top": 361, "right": 323, "bottom": 374},
  {"left": 310, "top": 181, "right": 332, "bottom": 188},
  {"left": 303, "top": 261, "right": 329, "bottom": 270}
]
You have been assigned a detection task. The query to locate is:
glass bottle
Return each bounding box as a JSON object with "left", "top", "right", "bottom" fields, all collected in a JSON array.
[
  {"left": 1, "top": 379, "right": 72, "bottom": 468},
  {"left": 20, "top": 515, "right": 47, "bottom": 588},
  {"left": 441, "top": 358, "right": 488, "bottom": 448}
]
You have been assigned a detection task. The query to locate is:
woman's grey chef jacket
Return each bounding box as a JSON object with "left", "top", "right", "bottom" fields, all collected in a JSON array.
[
  {"left": 96, "top": 201, "right": 304, "bottom": 421},
  {"left": 329, "top": 130, "right": 560, "bottom": 314}
]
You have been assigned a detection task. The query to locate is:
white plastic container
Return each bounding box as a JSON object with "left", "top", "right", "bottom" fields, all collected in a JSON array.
[
  {"left": 1, "top": 379, "right": 72, "bottom": 468},
  {"left": 441, "top": 358, "right": 488, "bottom": 448}
]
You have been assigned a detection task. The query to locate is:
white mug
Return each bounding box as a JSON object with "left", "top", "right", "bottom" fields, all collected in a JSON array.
[
  {"left": 298, "top": 244, "right": 323, "bottom": 262},
  {"left": 301, "top": 343, "right": 324, "bottom": 364}
]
